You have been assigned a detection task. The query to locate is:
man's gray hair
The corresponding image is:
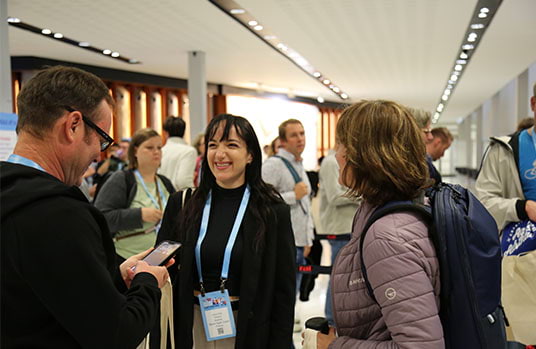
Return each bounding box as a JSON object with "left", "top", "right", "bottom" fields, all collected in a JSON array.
[{"left": 407, "top": 107, "right": 431, "bottom": 129}]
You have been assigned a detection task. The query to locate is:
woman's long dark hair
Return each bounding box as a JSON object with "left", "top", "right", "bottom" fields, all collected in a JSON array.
[{"left": 179, "top": 114, "right": 283, "bottom": 250}]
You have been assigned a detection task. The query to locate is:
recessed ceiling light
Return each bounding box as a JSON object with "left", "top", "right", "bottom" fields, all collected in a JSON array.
[
  {"left": 263, "top": 35, "right": 276, "bottom": 40},
  {"left": 450, "top": 75, "right": 458, "bottom": 81},
  {"left": 456, "top": 59, "right": 467, "bottom": 64},
  {"left": 455, "top": 64, "right": 463, "bottom": 71},
  {"left": 341, "top": 93, "right": 348, "bottom": 99},
  {"left": 7, "top": 17, "right": 21, "bottom": 23},
  {"left": 462, "top": 44, "right": 474, "bottom": 50},
  {"left": 41, "top": 28, "right": 52, "bottom": 35},
  {"left": 277, "top": 43, "right": 288, "bottom": 51},
  {"left": 102, "top": 49, "right": 112, "bottom": 55},
  {"left": 313, "top": 72, "right": 321, "bottom": 78},
  {"left": 111, "top": 52, "right": 120, "bottom": 58},
  {"left": 442, "top": 95, "right": 449, "bottom": 101},
  {"left": 444, "top": 89, "right": 451, "bottom": 95},
  {"left": 460, "top": 52, "right": 469, "bottom": 59},
  {"left": 480, "top": 7, "right": 490, "bottom": 13},
  {"left": 434, "top": 112, "right": 440, "bottom": 119},
  {"left": 333, "top": 87, "right": 340, "bottom": 93},
  {"left": 437, "top": 104, "right": 444, "bottom": 112},
  {"left": 323, "top": 79, "right": 330, "bottom": 85},
  {"left": 471, "top": 23, "right": 485, "bottom": 29},
  {"left": 447, "top": 84, "right": 453, "bottom": 89},
  {"left": 317, "top": 96, "right": 325, "bottom": 103},
  {"left": 248, "top": 20, "right": 258, "bottom": 26},
  {"left": 53, "top": 33, "right": 63, "bottom": 39},
  {"left": 254, "top": 25, "right": 263, "bottom": 31},
  {"left": 230, "top": 8, "right": 245, "bottom": 14},
  {"left": 129, "top": 59, "right": 139, "bottom": 64},
  {"left": 478, "top": 13, "right": 487, "bottom": 18},
  {"left": 78, "top": 41, "right": 90, "bottom": 47}
]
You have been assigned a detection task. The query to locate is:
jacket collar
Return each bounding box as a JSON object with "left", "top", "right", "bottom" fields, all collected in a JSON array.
[{"left": 166, "top": 137, "right": 187, "bottom": 145}]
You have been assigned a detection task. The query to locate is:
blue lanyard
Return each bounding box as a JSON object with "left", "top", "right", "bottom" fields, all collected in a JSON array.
[
  {"left": 6, "top": 154, "right": 45, "bottom": 172},
  {"left": 134, "top": 170, "right": 167, "bottom": 210},
  {"left": 195, "top": 185, "right": 251, "bottom": 295}
]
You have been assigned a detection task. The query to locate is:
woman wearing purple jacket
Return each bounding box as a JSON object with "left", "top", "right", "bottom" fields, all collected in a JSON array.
[{"left": 317, "top": 100, "right": 444, "bottom": 349}]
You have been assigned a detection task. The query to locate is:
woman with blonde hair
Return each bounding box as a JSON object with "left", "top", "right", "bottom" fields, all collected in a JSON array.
[{"left": 314, "top": 100, "right": 443, "bottom": 348}]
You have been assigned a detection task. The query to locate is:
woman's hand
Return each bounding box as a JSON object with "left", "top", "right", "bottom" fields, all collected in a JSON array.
[
  {"left": 301, "top": 327, "right": 336, "bottom": 349},
  {"left": 141, "top": 207, "right": 162, "bottom": 223},
  {"left": 317, "top": 327, "right": 337, "bottom": 349}
]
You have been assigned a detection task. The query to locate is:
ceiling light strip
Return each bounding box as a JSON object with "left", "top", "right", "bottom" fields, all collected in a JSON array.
[
  {"left": 208, "top": 0, "right": 349, "bottom": 101},
  {"left": 432, "top": 0, "right": 503, "bottom": 124},
  {"left": 6, "top": 18, "right": 140, "bottom": 64}
]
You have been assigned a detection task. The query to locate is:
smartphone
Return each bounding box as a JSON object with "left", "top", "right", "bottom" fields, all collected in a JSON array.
[{"left": 132, "top": 240, "right": 181, "bottom": 271}]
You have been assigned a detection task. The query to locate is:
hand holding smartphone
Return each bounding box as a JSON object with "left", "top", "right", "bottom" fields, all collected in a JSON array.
[{"left": 131, "top": 240, "right": 181, "bottom": 271}]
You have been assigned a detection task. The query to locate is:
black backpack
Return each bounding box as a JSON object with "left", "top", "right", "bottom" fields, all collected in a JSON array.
[{"left": 359, "top": 183, "right": 507, "bottom": 349}]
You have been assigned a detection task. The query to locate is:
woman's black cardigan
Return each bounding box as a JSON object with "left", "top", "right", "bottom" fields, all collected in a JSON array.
[{"left": 156, "top": 189, "right": 296, "bottom": 349}]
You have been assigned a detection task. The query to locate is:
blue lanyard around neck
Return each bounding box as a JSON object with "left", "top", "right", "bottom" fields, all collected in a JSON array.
[
  {"left": 195, "top": 185, "right": 251, "bottom": 295},
  {"left": 134, "top": 170, "right": 167, "bottom": 210},
  {"left": 6, "top": 154, "right": 45, "bottom": 172}
]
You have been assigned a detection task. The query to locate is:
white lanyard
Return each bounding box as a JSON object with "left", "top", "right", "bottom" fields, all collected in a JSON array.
[{"left": 134, "top": 170, "right": 167, "bottom": 210}]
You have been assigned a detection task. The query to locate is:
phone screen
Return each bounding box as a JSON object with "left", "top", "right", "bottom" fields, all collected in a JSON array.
[{"left": 142, "top": 240, "right": 182, "bottom": 267}]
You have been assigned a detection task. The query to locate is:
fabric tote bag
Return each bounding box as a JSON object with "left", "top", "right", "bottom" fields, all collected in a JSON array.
[
  {"left": 137, "top": 278, "right": 175, "bottom": 349},
  {"left": 501, "top": 250, "right": 536, "bottom": 345}
]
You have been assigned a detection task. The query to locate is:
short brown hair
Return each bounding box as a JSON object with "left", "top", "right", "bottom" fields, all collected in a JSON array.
[
  {"left": 16, "top": 66, "right": 113, "bottom": 138},
  {"left": 128, "top": 128, "right": 160, "bottom": 169},
  {"left": 336, "top": 100, "right": 429, "bottom": 206},
  {"left": 278, "top": 119, "right": 302, "bottom": 141},
  {"left": 431, "top": 127, "right": 453, "bottom": 143}
]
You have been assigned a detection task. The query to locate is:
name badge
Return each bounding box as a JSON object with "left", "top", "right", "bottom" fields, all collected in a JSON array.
[{"left": 198, "top": 289, "right": 236, "bottom": 341}]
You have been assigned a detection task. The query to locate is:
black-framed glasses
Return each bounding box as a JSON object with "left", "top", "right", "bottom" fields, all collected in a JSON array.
[{"left": 63, "top": 106, "right": 114, "bottom": 152}]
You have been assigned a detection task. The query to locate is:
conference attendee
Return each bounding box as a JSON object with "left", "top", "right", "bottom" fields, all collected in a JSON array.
[
  {"left": 1, "top": 66, "right": 170, "bottom": 348},
  {"left": 425, "top": 127, "right": 454, "bottom": 184},
  {"left": 316, "top": 100, "right": 443, "bottom": 348},
  {"left": 262, "top": 119, "right": 314, "bottom": 332},
  {"left": 159, "top": 116, "right": 197, "bottom": 191},
  {"left": 95, "top": 128, "right": 175, "bottom": 262},
  {"left": 318, "top": 146, "right": 361, "bottom": 325},
  {"left": 157, "top": 114, "right": 296, "bottom": 348}
]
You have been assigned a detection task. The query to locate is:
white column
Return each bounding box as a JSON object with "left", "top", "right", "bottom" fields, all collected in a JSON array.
[
  {"left": 188, "top": 51, "right": 207, "bottom": 140},
  {"left": 0, "top": 0, "right": 13, "bottom": 113}
]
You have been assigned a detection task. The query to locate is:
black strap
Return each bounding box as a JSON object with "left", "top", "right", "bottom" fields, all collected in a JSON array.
[{"left": 359, "top": 202, "right": 432, "bottom": 304}]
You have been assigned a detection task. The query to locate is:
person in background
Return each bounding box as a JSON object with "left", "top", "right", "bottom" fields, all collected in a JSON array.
[
  {"left": 409, "top": 107, "right": 438, "bottom": 184},
  {"left": 157, "top": 114, "right": 296, "bottom": 348},
  {"left": 318, "top": 145, "right": 361, "bottom": 326},
  {"left": 0, "top": 65, "right": 169, "bottom": 348},
  {"left": 262, "top": 119, "right": 314, "bottom": 333},
  {"left": 315, "top": 100, "right": 443, "bottom": 348},
  {"left": 425, "top": 127, "right": 454, "bottom": 184},
  {"left": 475, "top": 82, "right": 536, "bottom": 348},
  {"left": 159, "top": 116, "right": 197, "bottom": 191},
  {"left": 95, "top": 128, "right": 175, "bottom": 263},
  {"left": 93, "top": 140, "right": 130, "bottom": 200}
]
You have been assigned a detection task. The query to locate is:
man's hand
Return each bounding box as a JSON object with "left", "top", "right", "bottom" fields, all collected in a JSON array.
[
  {"left": 526, "top": 200, "right": 536, "bottom": 221},
  {"left": 120, "top": 248, "right": 174, "bottom": 288},
  {"left": 294, "top": 182, "right": 308, "bottom": 200},
  {"left": 303, "top": 245, "right": 312, "bottom": 258},
  {"left": 141, "top": 207, "right": 162, "bottom": 223}
]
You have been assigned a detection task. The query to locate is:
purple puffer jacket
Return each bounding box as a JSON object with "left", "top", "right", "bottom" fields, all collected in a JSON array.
[{"left": 329, "top": 201, "right": 444, "bottom": 349}]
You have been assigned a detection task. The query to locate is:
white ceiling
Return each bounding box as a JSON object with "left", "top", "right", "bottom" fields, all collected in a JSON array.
[{"left": 7, "top": 0, "right": 536, "bottom": 123}]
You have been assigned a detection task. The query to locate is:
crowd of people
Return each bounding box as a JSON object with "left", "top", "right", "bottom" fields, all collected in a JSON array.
[{"left": 1, "top": 65, "right": 534, "bottom": 349}]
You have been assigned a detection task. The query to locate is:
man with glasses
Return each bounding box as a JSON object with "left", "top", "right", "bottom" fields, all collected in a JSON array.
[
  {"left": 408, "top": 107, "right": 440, "bottom": 184},
  {"left": 0, "top": 66, "right": 169, "bottom": 348}
]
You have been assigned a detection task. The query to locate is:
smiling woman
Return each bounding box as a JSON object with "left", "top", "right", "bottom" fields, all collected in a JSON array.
[{"left": 156, "top": 114, "right": 296, "bottom": 349}]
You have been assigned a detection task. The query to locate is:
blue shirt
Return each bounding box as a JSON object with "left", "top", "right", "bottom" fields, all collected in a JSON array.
[{"left": 518, "top": 129, "right": 536, "bottom": 200}]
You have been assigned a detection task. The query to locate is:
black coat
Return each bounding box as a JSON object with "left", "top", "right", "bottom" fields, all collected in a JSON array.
[
  {"left": 157, "top": 190, "right": 296, "bottom": 349},
  {"left": 0, "top": 162, "right": 161, "bottom": 349}
]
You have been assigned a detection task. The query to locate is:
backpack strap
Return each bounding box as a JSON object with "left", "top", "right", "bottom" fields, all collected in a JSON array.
[
  {"left": 359, "top": 201, "right": 432, "bottom": 304},
  {"left": 274, "top": 155, "right": 302, "bottom": 184},
  {"left": 124, "top": 169, "right": 137, "bottom": 201}
]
